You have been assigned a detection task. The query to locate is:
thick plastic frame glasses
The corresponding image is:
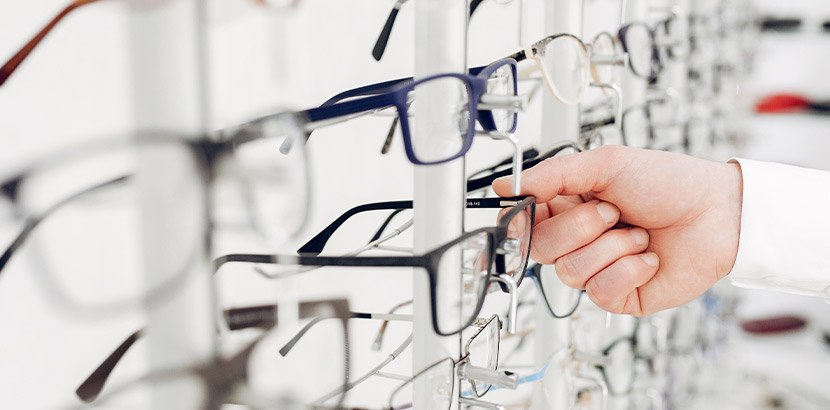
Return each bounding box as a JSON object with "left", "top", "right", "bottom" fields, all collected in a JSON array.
[
  {"left": 285, "top": 60, "right": 518, "bottom": 165},
  {"left": 215, "top": 196, "right": 535, "bottom": 337}
]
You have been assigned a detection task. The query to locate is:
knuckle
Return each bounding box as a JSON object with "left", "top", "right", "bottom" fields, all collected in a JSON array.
[
  {"left": 530, "top": 239, "right": 557, "bottom": 265},
  {"left": 585, "top": 278, "right": 615, "bottom": 309},
  {"left": 554, "top": 255, "right": 585, "bottom": 289},
  {"left": 569, "top": 207, "right": 596, "bottom": 240}
]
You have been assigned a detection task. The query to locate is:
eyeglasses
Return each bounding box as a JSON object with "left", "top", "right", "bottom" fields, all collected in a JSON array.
[
  {"left": 621, "top": 90, "right": 684, "bottom": 148},
  {"left": 306, "top": 59, "right": 526, "bottom": 192},
  {"left": 505, "top": 32, "right": 626, "bottom": 105},
  {"left": 76, "top": 301, "right": 404, "bottom": 404},
  {"left": 320, "top": 314, "right": 517, "bottom": 410},
  {"left": 370, "top": 0, "right": 516, "bottom": 61},
  {"left": 0, "top": 0, "right": 299, "bottom": 87},
  {"left": 0, "top": 121, "right": 309, "bottom": 315},
  {"left": 523, "top": 263, "right": 584, "bottom": 320},
  {"left": 75, "top": 195, "right": 532, "bottom": 402},
  {"left": 466, "top": 345, "right": 607, "bottom": 410},
  {"left": 297, "top": 197, "right": 532, "bottom": 281},
  {"left": 216, "top": 195, "right": 535, "bottom": 336},
  {"left": 66, "top": 298, "right": 352, "bottom": 410},
  {"left": 618, "top": 9, "right": 692, "bottom": 82},
  {"left": 286, "top": 59, "right": 521, "bottom": 174}
]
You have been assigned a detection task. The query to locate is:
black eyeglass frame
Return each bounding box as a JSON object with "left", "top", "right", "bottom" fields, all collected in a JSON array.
[{"left": 215, "top": 196, "right": 536, "bottom": 337}]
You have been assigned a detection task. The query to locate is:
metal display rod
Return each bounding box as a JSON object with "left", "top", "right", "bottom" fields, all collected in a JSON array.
[
  {"left": 130, "top": 1, "right": 215, "bottom": 408},
  {"left": 412, "top": 0, "right": 467, "bottom": 408}
]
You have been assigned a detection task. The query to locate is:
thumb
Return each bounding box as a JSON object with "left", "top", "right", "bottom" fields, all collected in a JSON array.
[{"left": 493, "top": 145, "right": 633, "bottom": 203}]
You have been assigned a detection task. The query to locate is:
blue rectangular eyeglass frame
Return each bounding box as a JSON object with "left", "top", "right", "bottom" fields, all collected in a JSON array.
[{"left": 296, "top": 58, "right": 519, "bottom": 165}]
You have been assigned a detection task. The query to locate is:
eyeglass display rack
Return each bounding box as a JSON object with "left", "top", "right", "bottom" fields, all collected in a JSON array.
[
  {"left": 0, "top": 0, "right": 758, "bottom": 408},
  {"left": 134, "top": 0, "right": 750, "bottom": 409}
]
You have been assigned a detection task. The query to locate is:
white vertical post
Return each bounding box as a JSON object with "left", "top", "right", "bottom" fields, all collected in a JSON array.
[
  {"left": 129, "top": 1, "right": 214, "bottom": 408},
  {"left": 621, "top": 0, "right": 648, "bottom": 112},
  {"left": 532, "top": 1, "right": 582, "bottom": 410},
  {"left": 412, "top": 0, "right": 466, "bottom": 409}
]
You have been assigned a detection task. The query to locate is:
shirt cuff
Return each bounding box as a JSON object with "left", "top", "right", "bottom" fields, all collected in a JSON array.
[{"left": 726, "top": 158, "right": 830, "bottom": 299}]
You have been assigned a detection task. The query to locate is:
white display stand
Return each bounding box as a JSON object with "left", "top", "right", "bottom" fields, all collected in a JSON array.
[
  {"left": 130, "top": 1, "right": 215, "bottom": 408},
  {"left": 532, "top": 1, "right": 583, "bottom": 409},
  {"left": 412, "top": 1, "right": 467, "bottom": 409}
]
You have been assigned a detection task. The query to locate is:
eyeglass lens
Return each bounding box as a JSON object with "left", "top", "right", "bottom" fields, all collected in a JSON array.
[{"left": 407, "top": 76, "right": 473, "bottom": 164}]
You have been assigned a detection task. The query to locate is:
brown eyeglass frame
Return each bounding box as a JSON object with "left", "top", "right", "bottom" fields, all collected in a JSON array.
[{"left": 0, "top": 0, "right": 299, "bottom": 87}]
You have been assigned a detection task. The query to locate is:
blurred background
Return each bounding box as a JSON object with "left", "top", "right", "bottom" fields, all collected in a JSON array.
[{"left": 1, "top": 0, "right": 830, "bottom": 409}]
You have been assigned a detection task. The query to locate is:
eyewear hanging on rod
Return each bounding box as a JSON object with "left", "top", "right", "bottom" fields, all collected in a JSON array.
[{"left": 0, "top": 0, "right": 301, "bottom": 87}]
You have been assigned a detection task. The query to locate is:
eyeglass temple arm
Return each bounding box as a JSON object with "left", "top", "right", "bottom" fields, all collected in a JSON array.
[
  {"left": 466, "top": 140, "right": 583, "bottom": 193},
  {"left": 504, "top": 49, "right": 527, "bottom": 63},
  {"left": 314, "top": 333, "right": 414, "bottom": 405},
  {"left": 321, "top": 78, "right": 411, "bottom": 107},
  {"left": 580, "top": 116, "right": 615, "bottom": 135},
  {"left": 78, "top": 300, "right": 354, "bottom": 403},
  {"left": 297, "top": 200, "right": 413, "bottom": 255},
  {"left": 280, "top": 311, "right": 413, "bottom": 356},
  {"left": 469, "top": 148, "right": 539, "bottom": 181},
  {"left": 0, "top": 175, "right": 129, "bottom": 275},
  {"left": 74, "top": 328, "right": 144, "bottom": 403},
  {"left": 75, "top": 303, "right": 282, "bottom": 402},
  {"left": 0, "top": 0, "right": 105, "bottom": 87},
  {"left": 372, "top": 0, "right": 408, "bottom": 61},
  {"left": 371, "top": 299, "right": 413, "bottom": 351},
  {"left": 299, "top": 197, "right": 526, "bottom": 255},
  {"left": 323, "top": 62, "right": 492, "bottom": 109},
  {"left": 369, "top": 209, "right": 407, "bottom": 243},
  {"left": 373, "top": 0, "right": 483, "bottom": 62}
]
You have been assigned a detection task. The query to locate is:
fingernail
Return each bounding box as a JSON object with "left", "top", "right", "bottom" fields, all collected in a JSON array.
[
  {"left": 494, "top": 176, "right": 510, "bottom": 185},
  {"left": 640, "top": 252, "right": 659, "bottom": 267},
  {"left": 596, "top": 202, "right": 618, "bottom": 225},
  {"left": 630, "top": 229, "right": 648, "bottom": 246}
]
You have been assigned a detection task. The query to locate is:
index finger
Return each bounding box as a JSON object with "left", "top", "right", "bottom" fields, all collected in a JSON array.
[{"left": 493, "top": 145, "right": 634, "bottom": 203}]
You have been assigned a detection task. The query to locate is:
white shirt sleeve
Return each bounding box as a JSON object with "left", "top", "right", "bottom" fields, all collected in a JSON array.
[{"left": 727, "top": 158, "right": 830, "bottom": 299}]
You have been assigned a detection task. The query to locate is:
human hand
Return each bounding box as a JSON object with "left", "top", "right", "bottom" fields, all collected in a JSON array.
[{"left": 493, "top": 146, "right": 743, "bottom": 316}]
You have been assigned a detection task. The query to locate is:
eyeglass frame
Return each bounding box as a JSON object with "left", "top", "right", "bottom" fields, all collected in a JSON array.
[
  {"left": 214, "top": 196, "right": 535, "bottom": 337},
  {"left": 71, "top": 298, "right": 352, "bottom": 409},
  {"left": 286, "top": 59, "right": 519, "bottom": 167}
]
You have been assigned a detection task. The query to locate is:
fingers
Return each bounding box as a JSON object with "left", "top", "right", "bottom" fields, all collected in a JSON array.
[
  {"left": 530, "top": 200, "right": 620, "bottom": 264},
  {"left": 555, "top": 227, "right": 650, "bottom": 289},
  {"left": 533, "top": 195, "right": 585, "bottom": 225},
  {"left": 584, "top": 252, "right": 660, "bottom": 316},
  {"left": 492, "top": 145, "right": 634, "bottom": 203}
]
